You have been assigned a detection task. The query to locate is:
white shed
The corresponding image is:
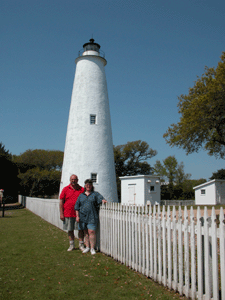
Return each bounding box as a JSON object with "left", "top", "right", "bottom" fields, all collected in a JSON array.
[
  {"left": 193, "top": 179, "right": 225, "bottom": 205},
  {"left": 119, "top": 175, "right": 161, "bottom": 205}
]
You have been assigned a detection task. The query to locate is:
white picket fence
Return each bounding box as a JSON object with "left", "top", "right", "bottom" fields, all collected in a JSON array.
[{"left": 99, "top": 203, "right": 225, "bottom": 300}]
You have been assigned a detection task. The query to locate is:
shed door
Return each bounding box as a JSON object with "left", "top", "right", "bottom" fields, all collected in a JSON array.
[{"left": 128, "top": 184, "right": 136, "bottom": 204}]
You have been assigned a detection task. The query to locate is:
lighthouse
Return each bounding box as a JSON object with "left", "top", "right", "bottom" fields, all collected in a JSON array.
[{"left": 60, "top": 38, "right": 118, "bottom": 202}]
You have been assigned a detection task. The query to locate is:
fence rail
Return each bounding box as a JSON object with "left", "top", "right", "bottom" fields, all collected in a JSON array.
[{"left": 99, "top": 203, "right": 225, "bottom": 300}]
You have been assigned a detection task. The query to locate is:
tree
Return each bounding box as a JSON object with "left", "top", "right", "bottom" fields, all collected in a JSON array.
[
  {"left": 0, "top": 142, "right": 12, "bottom": 160},
  {"left": 13, "top": 149, "right": 63, "bottom": 171},
  {"left": 18, "top": 168, "right": 61, "bottom": 197},
  {"left": 153, "top": 156, "right": 191, "bottom": 200},
  {"left": 13, "top": 149, "right": 64, "bottom": 197},
  {"left": 176, "top": 162, "right": 190, "bottom": 185},
  {"left": 210, "top": 169, "right": 225, "bottom": 180},
  {"left": 114, "top": 140, "right": 157, "bottom": 200},
  {"left": 153, "top": 156, "right": 191, "bottom": 185},
  {"left": 0, "top": 142, "right": 18, "bottom": 202},
  {"left": 182, "top": 178, "right": 207, "bottom": 200},
  {"left": 164, "top": 52, "right": 225, "bottom": 159},
  {"left": 114, "top": 140, "right": 157, "bottom": 177}
]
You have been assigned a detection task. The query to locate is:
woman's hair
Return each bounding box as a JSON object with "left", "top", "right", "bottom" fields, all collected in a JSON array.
[{"left": 84, "top": 179, "right": 94, "bottom": 191}]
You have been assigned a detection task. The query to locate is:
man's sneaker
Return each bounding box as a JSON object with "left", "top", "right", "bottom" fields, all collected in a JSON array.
[
  {"left": 90, "top": 248, "right": 96, "bottom": 255},
  {"left": 67, "top": 245, "right": 75, "bottom": 251},
  {"left": 79, "top": 245, "right": 85, "bottom": 251},
  {"left": 82, "top": 247, "right": 90, "bottom": 254}
]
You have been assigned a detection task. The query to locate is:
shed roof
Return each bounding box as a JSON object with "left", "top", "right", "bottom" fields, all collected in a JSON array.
[
  {"left": 119, "top": 175, "right": 160, "bottom": 180},
  {"left": 193, "top": 179, "right": 225, "bottom": 190}
]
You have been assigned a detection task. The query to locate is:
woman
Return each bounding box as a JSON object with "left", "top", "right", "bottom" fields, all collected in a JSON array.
[{"left": 75, "top": 179, "right": 107, "bottom": 255}]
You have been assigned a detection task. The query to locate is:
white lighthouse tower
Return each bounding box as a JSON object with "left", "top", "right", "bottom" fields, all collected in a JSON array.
[{"left": 60, "top": 38, "right": 118, "bottom": 202}]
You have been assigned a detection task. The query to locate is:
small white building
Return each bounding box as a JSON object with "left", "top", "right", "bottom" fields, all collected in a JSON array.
[
  {"left": 120, "top": 175, "right": 161, "bottom": 205},
  {"left": 193, "top": 179, "right": 225, "bottom": 205}
]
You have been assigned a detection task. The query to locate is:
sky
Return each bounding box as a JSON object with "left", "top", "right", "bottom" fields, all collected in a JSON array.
[{"left": 1, "top": 0, "right": 225, "bottom": 181}]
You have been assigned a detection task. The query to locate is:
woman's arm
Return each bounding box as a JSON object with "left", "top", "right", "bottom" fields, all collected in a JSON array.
[{"left": 95, "top": 192, "right": 107, "bottom": 205}]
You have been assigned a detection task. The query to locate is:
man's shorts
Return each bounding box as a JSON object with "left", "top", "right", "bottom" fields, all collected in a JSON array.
[
  {"left": 63, "top": 217, "right": 78, "bottom": 231},
  {"left": 78, "top": 222, "right": 98, "bottom": 231}
]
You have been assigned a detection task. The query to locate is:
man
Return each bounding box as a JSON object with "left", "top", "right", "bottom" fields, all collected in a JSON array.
[{"left": 59, "top": 174, "right": 85, "bottom": 251}]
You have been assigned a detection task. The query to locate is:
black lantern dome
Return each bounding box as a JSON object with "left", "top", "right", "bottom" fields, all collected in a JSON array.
[{"left": 83, "top": 38, "right": 101, "bottom": 53}]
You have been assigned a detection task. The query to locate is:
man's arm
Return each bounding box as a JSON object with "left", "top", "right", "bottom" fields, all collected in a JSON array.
[
  {"left": 76, "top": 210, "right": 79, "bottom": 223},
  {"left": 59, "top": 199, "right": 65, "bottom": 221},
  {"left": 75, "top": 197, "right": 80, "bottom": 222}
]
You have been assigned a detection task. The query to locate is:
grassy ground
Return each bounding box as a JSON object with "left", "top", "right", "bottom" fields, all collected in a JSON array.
[{"left": 0, "top": 208, "right": 188, "bottom": 300}]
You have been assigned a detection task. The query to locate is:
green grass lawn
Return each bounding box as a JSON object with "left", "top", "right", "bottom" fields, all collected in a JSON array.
[{"left": 0, "top": 208, "right": 187, "bottom": 300}]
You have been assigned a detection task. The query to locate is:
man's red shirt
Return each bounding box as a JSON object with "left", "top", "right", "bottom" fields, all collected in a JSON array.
[{"left": 60, "top": 184, "right": 85, "bottom": 218}]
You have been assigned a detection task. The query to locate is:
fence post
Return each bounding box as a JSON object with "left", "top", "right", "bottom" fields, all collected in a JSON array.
[
  {"left": 162, "top": 205, "right": 167, "bottom": 287},
  {"left": 197, "top": 207, "right": 204, "bottom": 300},
  {"left": 138, "top": 205, "right": 142, "bottom": 273},
  {"left": 184, "top": 206, "right": 189, "bottom": 298},
  {"left": 219, "top": 207, "right": 225, "bottom": 300},
  {"left": 167, "top": 206, "right": 172, "bottom": 289},
  {"left": 128, "top": 204, "right": 132, "bottom": 267},
  {"left": 211, "top": 208, "right": 219, "bottom": 300},
  {"left": 131, "top": 205, "right": 135, "bottom": 271},
  {"left": 1, "top": 197, "right": 5, "bottom": 218},
  {"left": 149, "top": 205, "right": 153, "bottom": 278},
  {"left": 142, "top": 206, "right": 146, "bottom": 275},
  {"left": 122, "top": 204, "right": 126, "bottom": 265},
  {"left": 134, "top": 205, "right": 138, "bottom": 271},
  {"left": 190, "top": 207, "right": 196, "bottom": 299},
  {"left": 178, "top": 206, "right": 183, "bottom": 295},
  {"left": 172, "top": 205, "right": 178, "bottom": 291},
  {"left": 203, "top": 207, "right": 212, "bottom": 299},
  {"left": 158, "top": 205, "right": 162, "bottom": 284},
  {"left": 145, "top": 204, "right": 149, "bottom": 277},
  {"left": 0, "top": 190, "right": 5, "bottom": 217},
  {"left": 153, "top": 205, "right": 157, "bottom": 280}
]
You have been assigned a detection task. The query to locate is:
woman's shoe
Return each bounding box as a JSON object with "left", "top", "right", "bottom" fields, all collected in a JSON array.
[
  {"left": 82, "top": 247, "right": 90, "bottom": 253},
  {"left": 90, "top": 248, "right": 96, "bottom": 255}
]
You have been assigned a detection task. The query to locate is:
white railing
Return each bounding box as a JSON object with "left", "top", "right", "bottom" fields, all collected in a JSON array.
[{"left": 99, "top": 203, "right": 225, "bottom": 300}]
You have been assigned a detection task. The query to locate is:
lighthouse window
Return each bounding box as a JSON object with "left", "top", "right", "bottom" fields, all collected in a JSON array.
[
  {"left": 91, "top": 173, "right": 97, "bottom": 183},
  {"left": 90, "top": 115, "right": 96, "bottom": 124}
]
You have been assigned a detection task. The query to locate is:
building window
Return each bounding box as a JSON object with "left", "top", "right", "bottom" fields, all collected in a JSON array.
[
  {"left": 150, "top": 186, "right": 155, "bottom": 192},
  {"left": 91, "top": 173, "right": 97, "bottom": 183},
  {"left": 201, "top": 189, "right": 206, "bottom": 195},
  {"left": 90, "top": 115, "right": 96, "bottom": 124}
]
